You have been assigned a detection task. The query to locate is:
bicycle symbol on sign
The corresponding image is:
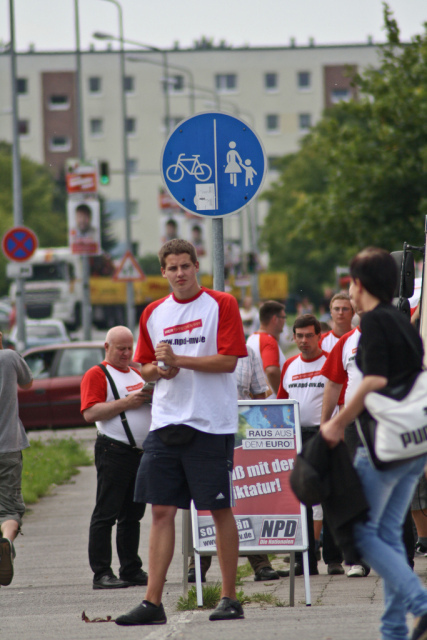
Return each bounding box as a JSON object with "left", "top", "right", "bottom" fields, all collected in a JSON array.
[{"left": 166, "top": 154, "right": 212, "bottom": 183}]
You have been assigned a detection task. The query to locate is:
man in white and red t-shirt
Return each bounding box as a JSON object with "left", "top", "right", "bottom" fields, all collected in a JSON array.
[
  {"left": 81, "top": 325, "right": 152, "bottom": 590},
  {"left": 247, "top": 300, "right": 286, "bottom": 397},
  {"left": 277, "top": 314, "right": 344, "bottom": 577},
  {"left": 319, "top": 293, "right": 354, "bottom": 353},
  {"left": 320, "top": 325, "right": 362, "bottom": 455},
  {"left": 116, "top": 239, "right": 247, "bottom": 627}
]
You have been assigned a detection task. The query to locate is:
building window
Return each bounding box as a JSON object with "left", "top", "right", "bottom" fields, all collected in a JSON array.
[
  {"left": 215, "top": 73, "right": 237, "bottom": 92},
  {"left": 126, "top": 117, "right": 136, "bottom": 135},
  {"left": 268, "top": 156, "right": 281, "bottom": 171},
  {"left": 164, "top": 116, "right": 184, "bottom": 132},
  {"left": 18, "top": 119, "right": 30, "bottom": 136},
  {"left": 49, "top": 95, "right": 70, "bottom": 110},
  {"left": 89, "top": 77, "right": 102, "bottom": 94},
  {"left": 90, "top": 118, "right": 103, "bottom": 136},
  {"left": 331, "top": 88, "right": 351, "bottom": 103},
  {"left": 266, "top": 114, "right": 279, "bottom": 133},
  {"left": 49, "top": 135, "right": 71, "bottom": 152},
  {"left": 170, "top": 75, "right": 184, "bottom": 92},
  {"left": 297, "top": 71, "right": 311, "bottom": 90},
  {"left": 298, "top": 113, "right": 312, "bottom": 131},
  {"left": 16, "top": 78, "right": 28, "bottom": 94},
  {"left": 126, "top": 158, "right": 138, "bottom": 175},
  {"left": 265, "top": 73, "right": 278, "bottom": 91},
  {"left": 124, "top": 76, "right": 135, "bottom": 93}
]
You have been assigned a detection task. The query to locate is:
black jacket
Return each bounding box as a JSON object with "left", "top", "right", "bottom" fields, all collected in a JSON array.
[{"left": 290, "top": 432, "right": 369, "bottom": 565}]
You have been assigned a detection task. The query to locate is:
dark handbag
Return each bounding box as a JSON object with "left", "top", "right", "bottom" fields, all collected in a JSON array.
[
  {"left": 156, "top": 424, "right": 197, "bottom": 445},
  {"left": 290, "top": 432, "right": 331, "bottom": 506}
]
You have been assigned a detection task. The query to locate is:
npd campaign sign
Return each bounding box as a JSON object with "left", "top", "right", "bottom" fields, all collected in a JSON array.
[{"left": 192, "top": 400, "right": 309, "bottom": 554}]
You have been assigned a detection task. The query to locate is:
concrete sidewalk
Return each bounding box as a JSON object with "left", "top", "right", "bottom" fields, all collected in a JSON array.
[{"left": 1, "top": 428, "right": 426, "bottom": 640}]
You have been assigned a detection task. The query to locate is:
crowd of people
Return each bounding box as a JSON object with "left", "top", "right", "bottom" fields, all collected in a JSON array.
[{"left": 2, "top": 239, "right": 427, "bottom": 639}]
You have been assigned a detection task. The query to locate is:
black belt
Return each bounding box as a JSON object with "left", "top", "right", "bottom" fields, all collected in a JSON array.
[
  {"left": 97, "top": 433, "right": 143, "bottom": 454},
  {"left": 301, "top": 426, "right": 320, "bottom": 433}
]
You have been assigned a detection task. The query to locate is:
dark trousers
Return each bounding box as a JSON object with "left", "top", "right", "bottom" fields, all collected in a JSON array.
[
  {"left": 295, "top": 428, "right": 343, "bottom": 571},
  {"left": 88, "top": 436, "right": 146, "bottom": 580}
]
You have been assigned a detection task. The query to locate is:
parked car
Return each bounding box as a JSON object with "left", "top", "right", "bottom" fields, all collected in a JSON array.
[
  {"left": 18, "top": 341, "right": 105, "bottom": 429},
  {"left": 0, "top": 300, "right": 12, "bottom": 333},
  {"left": 10, "top": 319, "right": 70, "bottom": 350}
]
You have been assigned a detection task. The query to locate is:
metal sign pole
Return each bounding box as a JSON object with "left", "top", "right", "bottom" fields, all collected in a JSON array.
[
  {"left": 74, "top": 0, "right": 92, "bottom": 341},
  {"left": 212, "top": 219, "right": 225, "bottom": 293}
]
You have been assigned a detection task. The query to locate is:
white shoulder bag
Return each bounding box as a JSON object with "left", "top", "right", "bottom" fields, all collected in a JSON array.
[{"left": 364, "top": 370, "right": 427, "bottom": 463}]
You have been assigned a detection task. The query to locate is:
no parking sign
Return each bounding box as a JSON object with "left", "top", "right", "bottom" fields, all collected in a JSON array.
[{"left": 2, "top": 226, "right": 38, "bottom": 262}]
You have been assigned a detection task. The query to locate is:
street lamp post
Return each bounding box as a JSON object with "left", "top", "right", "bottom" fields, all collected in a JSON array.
[
  {"left": 74, "top": 0, "right": 92, "bottom": 341},
  {"left": 8, "top": 0, "right": 26, "bottom": 351},
  {"left": 96, "top": 0, "right": 135, "bottom": 330}
]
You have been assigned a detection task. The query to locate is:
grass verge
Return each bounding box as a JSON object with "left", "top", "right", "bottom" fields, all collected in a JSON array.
[
  {"left": 236, "top": 559, "right": 253, "bottom": 584},
  {"left": 176, "top": 583, "right": 285, "bottom": 610},
  {"left": 22, "top": 438, "right": 92, "bottom": 504}
]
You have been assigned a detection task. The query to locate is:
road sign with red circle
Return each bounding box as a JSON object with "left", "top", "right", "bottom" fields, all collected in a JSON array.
[{"left": 2, "top": 226, "right": 38, "bottom": 262}]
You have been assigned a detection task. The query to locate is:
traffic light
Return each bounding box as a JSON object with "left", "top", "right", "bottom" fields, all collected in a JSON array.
[
  {"left": 99, "top": 161, "right": 110, "bottom": 185},
  {"left": 247, "top": 252, "right": 257, "bottom": 273}
]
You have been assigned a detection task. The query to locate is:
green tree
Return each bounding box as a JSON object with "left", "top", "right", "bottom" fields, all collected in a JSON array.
[
  {"left": 0, "top": 142, "right": 67, "bottom": 294},
  {"left": 261, "top": 5, "right": 427, "bottom": 299}
]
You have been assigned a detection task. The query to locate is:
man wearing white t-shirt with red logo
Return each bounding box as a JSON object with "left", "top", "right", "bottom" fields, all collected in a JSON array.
[
  {"left": 320, "top": 324, "right": 367, "bottom": 578},
  {"left": 81, "top": 326, "right": 153, "bottom": 590},
  {"left": 247, "top": 300, "right": 286, "bottom": 397},
  {"left": 320, "top": 325, "right": 363, "bottom": 458},
  {"left": 319, "top": 293, "right": 354, "bottom": 353},
  {"left": 277, "top": 314, "right": 344, "bottom": 576},
  {"left": 116, "top": 239, "right": 247, "bottom": 626}
]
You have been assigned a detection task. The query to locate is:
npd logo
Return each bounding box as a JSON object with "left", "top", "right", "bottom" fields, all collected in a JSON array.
[{"left": 259, "top": 519, "right": 298, "bottom": 545}]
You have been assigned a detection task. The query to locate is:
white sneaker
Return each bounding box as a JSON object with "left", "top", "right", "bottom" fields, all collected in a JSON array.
[{"left": 347, "top": 565, "right": 367, "bottom": 578}]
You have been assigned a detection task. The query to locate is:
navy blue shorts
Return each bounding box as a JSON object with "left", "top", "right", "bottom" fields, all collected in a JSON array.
[{"left": 134, "top": 429, "right": 235, "bottom": 511}]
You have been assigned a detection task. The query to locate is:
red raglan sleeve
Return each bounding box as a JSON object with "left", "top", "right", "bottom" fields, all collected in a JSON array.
[
  {"left": 259, "top": 333, "right": 280, "bottom": 369},
  {"left": 320, "top": 338, "right": 347, "bottom": 385},
  {"left": 215, "top": 292, "right": 247, "bottom": 357},
  {"left": 80, "top": 364, "right": 108, "bottom": 413},
  {"left": 134, "top": 304, "right": 156, "bottom": 364},
  {"left": 277, "top": 358, "right": 293, "bottom": 399}
]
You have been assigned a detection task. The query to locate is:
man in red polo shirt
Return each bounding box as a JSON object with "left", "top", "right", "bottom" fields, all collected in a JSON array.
[{"left": 247, "top": 300, "right": 286, "bottom": 397}]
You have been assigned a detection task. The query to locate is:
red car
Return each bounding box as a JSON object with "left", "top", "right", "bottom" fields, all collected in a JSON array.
[{"left": 19, "top": 341, "right": 105, "bottom": 429}]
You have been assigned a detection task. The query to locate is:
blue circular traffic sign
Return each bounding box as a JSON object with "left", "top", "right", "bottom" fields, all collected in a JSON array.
[
  {"left": 2, "top": 226, "right": 38, "bottom": 262},
  {"left": 161, "top": 112, "right": 266, "bottom": 218}
]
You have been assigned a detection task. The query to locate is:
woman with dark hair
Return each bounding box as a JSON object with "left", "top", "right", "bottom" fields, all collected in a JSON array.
[{"left": 321, "top": 247, "right": 427, "bottom": 640}]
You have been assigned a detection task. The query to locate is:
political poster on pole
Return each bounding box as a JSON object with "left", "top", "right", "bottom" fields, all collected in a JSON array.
[
  {"left": 191, "top": 399, "right": 311, "bottom": 604},
  {"left": 67, "top": 198, "right": 101, "bottom": 256}
]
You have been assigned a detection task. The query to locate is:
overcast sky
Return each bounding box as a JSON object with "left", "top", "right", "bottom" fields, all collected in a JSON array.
[{"left": 0, "top": 0, "right": 426, "bottom": 52}]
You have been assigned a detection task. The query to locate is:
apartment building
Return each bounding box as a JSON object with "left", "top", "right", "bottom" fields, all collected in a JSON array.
[{"left": 0, "top": 42, "right": 380, "bottom": 268}]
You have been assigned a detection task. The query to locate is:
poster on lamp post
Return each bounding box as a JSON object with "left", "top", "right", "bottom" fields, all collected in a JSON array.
[
  {"left": 67, "top": 197, "right": 101, "bottom": 256},
  {"left": 191, "top": 399, "right": 308, "bottom": 554}
]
